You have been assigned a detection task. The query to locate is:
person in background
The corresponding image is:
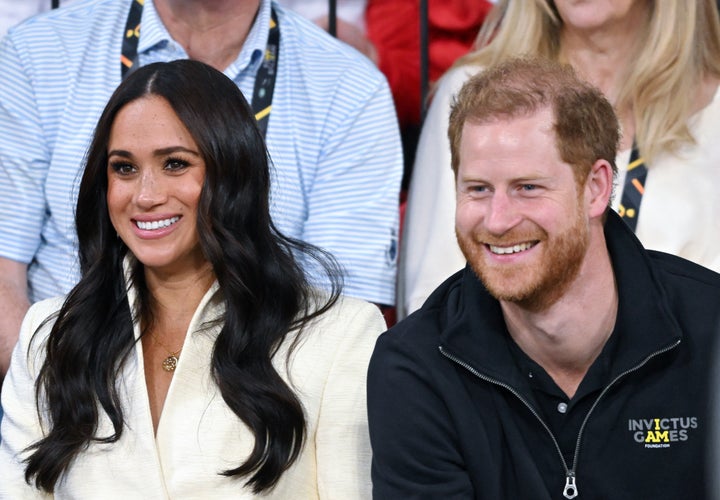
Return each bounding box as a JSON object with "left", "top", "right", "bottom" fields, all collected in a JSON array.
[
  {"left": 0, "top": 0, "right": 75, "bottom": 38},
  {"left": 366, "top": 0, "right": 493, "bottom": 189},
  {"left": 366, "top": 0, "right": 493, "bottom": 140},
  {"left": 368, "top": 57, "right": 720, "bottom": 499},
  {"left": 277, "top": 0, "right": 377, "bottom": 62},
  {"left": 0, "top": 0, "right": 403, "bottom": 380},
  {"left": 0, "top": 59, "right": 384, "bottom": 498},
  {"left": 0, "top": 0, "right": 79, "bottom": 441},
  {"left": 280, "top": 0, "right": 495, "bottom": 191},
  {"left": 399, "top": 0, "right": 720, "bottom": 318}
]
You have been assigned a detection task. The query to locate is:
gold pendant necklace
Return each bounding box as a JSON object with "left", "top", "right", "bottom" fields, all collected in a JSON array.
[
  {"left": 150, "top": 333, "right": 183, "bottom": 372},
  {"left": 161, "top": 350, "right": 181, "bottom": 372}
]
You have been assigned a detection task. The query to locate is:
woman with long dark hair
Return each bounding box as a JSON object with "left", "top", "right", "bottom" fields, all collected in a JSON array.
[{"left": 0, "top": 59, "right": 385, "bottom": 498}]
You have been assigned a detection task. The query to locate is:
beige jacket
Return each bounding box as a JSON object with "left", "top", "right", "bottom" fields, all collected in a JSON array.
[{"left": 0, "top": 281, "right": 384, "bottom": 499}]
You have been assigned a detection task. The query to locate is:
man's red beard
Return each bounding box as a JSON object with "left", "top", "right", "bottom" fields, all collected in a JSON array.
[{"left": 456, "top": 207, "right": 589, "bottom": 312}]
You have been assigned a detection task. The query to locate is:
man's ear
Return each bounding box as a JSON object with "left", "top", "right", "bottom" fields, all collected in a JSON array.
[{"left": 585, "top": 159, "right": 614, "bottom": 218}]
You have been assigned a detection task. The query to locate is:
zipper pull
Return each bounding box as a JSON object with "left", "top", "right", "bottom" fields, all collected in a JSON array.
[{"left": 563, "top": 471, "right": 578, "bottom": 499}]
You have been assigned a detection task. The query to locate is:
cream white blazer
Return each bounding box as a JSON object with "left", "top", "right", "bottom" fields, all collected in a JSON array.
[{"left": 0, "top": 280, "right": 385, "bottom": 499}]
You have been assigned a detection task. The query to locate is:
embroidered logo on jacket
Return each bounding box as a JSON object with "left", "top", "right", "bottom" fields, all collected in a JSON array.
[{"left": 628, "top": 417, "right": 698, "bottom": 448}]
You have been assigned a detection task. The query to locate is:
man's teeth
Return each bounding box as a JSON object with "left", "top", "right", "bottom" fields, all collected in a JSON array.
[
  {"left": 489, "top": 242, "right": 534, "bottom": 255},
  {"left": 136, "top": 216, "right": 180, "bottom": 231}
]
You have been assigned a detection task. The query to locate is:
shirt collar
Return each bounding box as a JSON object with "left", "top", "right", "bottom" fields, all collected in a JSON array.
[
  {"left": 137, "top": 0, "right": 170, "bottom": 55},
  {"left": 138, "top": 0, "right": 270, "bottom": 76}
]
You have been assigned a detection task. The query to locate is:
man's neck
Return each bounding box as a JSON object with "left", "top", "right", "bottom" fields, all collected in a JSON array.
[
  {"left": 501, "top": 230, "right": 618, "bottom": 399},
  {"left": 154, "top": 0, "right": 262, "bottom": 71}
]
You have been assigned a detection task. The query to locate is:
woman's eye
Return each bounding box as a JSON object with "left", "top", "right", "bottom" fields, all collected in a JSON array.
[
  {"left": 165, "top": 158, "right": 190, "bottom": 171},
  {"left": 109, "top": 162, "right": 135, "bottom": 175}
]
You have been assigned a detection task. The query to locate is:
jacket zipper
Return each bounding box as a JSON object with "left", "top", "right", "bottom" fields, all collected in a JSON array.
[{"left": 439, "top": 339, "right": 680, "bottom": 499}]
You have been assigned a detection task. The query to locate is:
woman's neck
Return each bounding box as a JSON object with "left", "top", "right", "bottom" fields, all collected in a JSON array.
[
  {"left": 154, "top": 0, "right": 262, "bottom": 70},
  {"left": 144, "top": 262, "right": 215, "bottom": 327},
  {"left": 559, "top": 17, "right": 645, "bottom": 151},
  {"left": 560, "top": 29, "right": 636, "bottom": 106}
]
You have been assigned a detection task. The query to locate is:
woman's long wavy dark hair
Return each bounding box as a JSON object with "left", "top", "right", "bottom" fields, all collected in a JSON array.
[{"left": 24, "top": 59, "right": 342, "bottom": 493}]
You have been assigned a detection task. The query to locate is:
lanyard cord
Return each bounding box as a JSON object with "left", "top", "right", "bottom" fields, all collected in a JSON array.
[
  {"left": 618, "top": 141, "right": 647, "bottom": 232},
  {"left": 120, "top": 0, "right": 279, "bottom": 138}
]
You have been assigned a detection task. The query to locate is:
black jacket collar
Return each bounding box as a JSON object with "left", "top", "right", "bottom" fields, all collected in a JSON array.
[{"left": 437, "top": 211, "right": 683, "bottom": 390}]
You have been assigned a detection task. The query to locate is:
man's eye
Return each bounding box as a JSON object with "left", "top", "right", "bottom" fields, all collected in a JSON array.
[{"left": 521, "top": 184, "right": 537, "bottom": 191}]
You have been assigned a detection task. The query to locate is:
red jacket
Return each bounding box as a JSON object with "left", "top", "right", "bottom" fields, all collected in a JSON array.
[{"left": 366, "top": 0, "right": 492, "bottom": 127}]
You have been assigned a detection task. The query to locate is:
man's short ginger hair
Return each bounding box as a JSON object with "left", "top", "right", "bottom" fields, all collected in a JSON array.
[{"left": 448, "top": 57, "right": 620, "bottom": 187}]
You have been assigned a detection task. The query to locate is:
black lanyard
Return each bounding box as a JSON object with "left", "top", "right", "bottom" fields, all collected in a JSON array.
[
  {"left": 618, "top": 141, "right": 647, "bottom": 232},
  {"left": 120, "top": 0, "right": 279, "bottom": 138}
]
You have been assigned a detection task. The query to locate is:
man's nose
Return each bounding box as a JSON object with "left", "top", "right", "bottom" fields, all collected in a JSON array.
[{"left": 483, "top": 191, "right": 521, "bottom": 235}]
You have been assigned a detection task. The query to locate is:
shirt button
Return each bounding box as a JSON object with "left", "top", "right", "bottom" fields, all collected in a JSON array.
[{"left": 557, "top": 402, "right": 568, "bottom": 414}]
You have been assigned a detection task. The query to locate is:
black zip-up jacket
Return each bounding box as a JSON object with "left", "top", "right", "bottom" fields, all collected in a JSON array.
[{"left": 368, "top": 212, "right": 720, "bottom": 499}]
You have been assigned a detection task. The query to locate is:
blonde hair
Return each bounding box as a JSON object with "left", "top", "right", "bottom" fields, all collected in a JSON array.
[{"left": 456, "top": 0, "right": 720, "bottom": 163}]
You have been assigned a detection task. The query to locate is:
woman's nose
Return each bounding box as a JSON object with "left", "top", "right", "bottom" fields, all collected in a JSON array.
[{"left": 134, "top": 169, "right": 168, "bottom": 208}]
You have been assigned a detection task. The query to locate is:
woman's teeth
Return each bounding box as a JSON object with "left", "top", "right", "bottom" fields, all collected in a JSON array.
[{"left": 136, "top": 216, "right": 179, "bottom": 231}]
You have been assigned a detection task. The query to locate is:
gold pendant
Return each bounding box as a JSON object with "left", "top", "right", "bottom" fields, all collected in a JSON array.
[{"left": 162, "top": 354, "right": 179, "bottom": 372}]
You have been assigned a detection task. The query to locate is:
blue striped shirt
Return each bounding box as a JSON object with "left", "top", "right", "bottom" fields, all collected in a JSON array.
[{"left": 0, "top": 0, "right": 403, "bottom": 305}]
